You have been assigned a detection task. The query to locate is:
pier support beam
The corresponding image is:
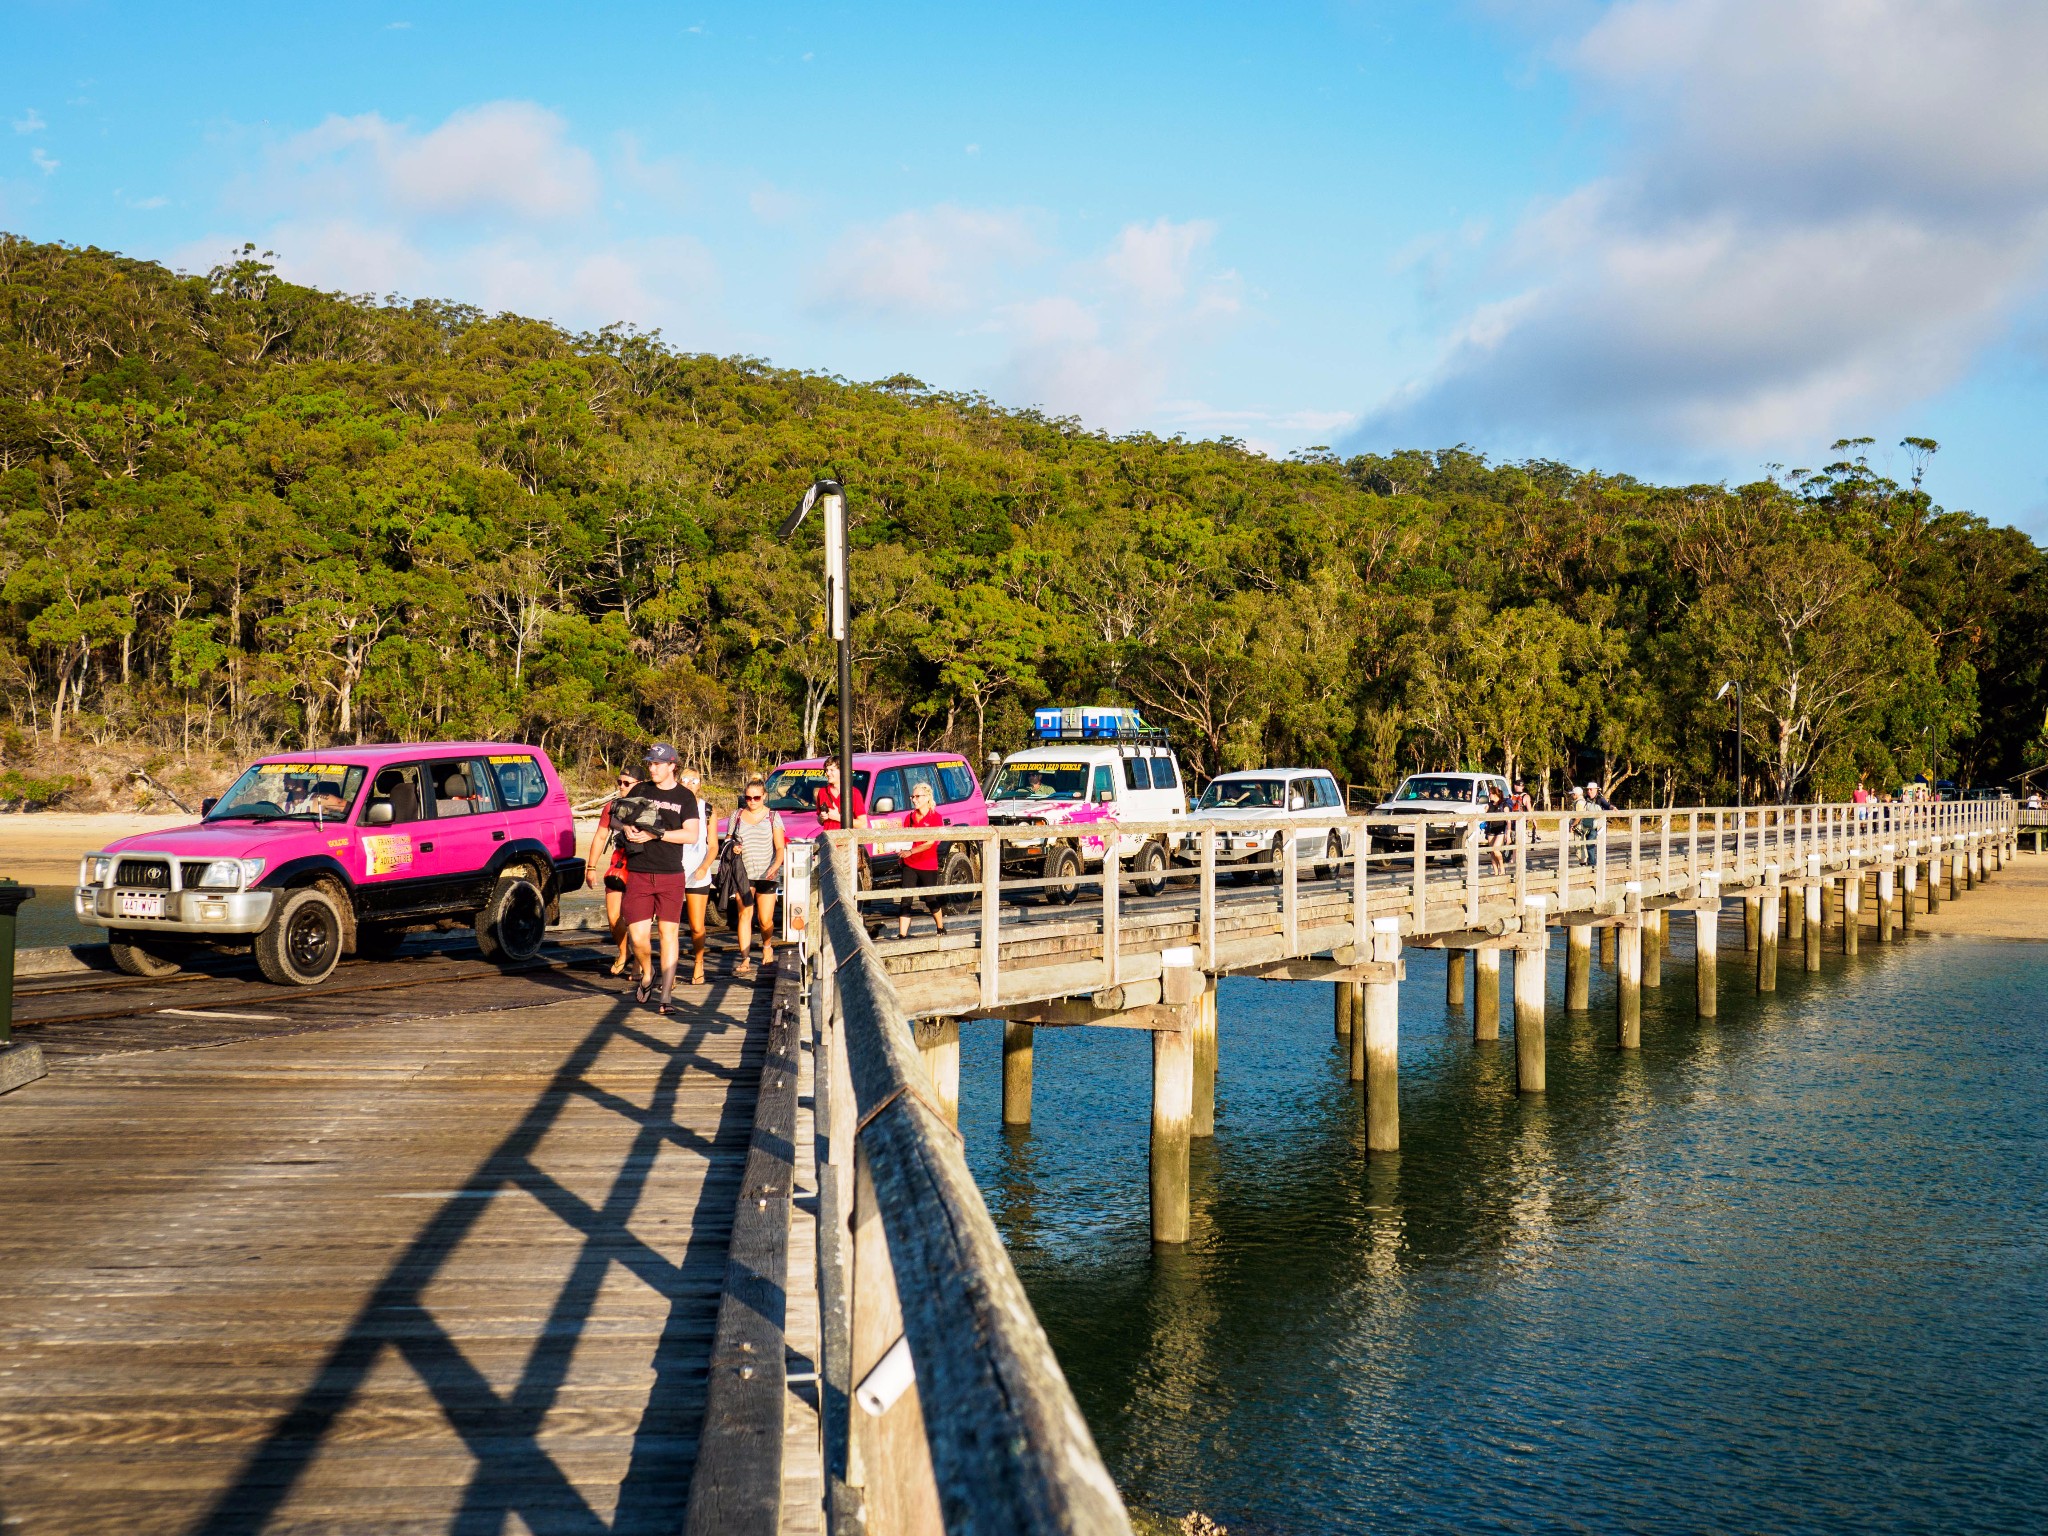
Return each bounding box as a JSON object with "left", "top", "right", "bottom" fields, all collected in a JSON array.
[
  {"left": 1805, "top": 858, "right": 1824, "bottom": 972},
  {"left": 1877, "top": 849, "right": 1895, "bottom": 942},
  {"left": 1192, "top": 982, "right": 1217, "bottom": 1139},
  {"left": 1642, "top": 910, "right": 1663, "bottom": 989},
  {"left": 1600, "top": 924, "right": 1617, "bottom": 970},
  {"left": 1150, "top": 1026, "right": 1194, "bottom": 1244},
  {"left": 1566, "top": 924, "right": 1592, "bottom": 1011},
  {"left": 1363, "top": 918, "right": 1402, "bottom": 1154},
  {"left": 917, "top": 1017, "right": 961, "bottom": 1127},
  {"left": 1514, "top": 898, "right": 1547, "bottom": 1094},
  {"left": 1743, "top": 896, "right": 1760, "bottom": 953},
  {"left": 1695, "top": 903, "right": 1720, "bottom": 1018},
  {"left": 1447, "top": 949, "right": 1468, "bottom": 1010},
  {"left": 1787, "top": 885, "right": 1805, "bottom": 942},
  {"left": 1843, "top": 866, "right": 1861, "bottom": 956},
  {"left": 1758, "top": 865, "right": 1780, "bottom": 993},
  {"left": 1617, "top": 886, "right": 1643, "bottom": 1049},
  {"left": 1902, "top": 852, "right": 1917, "bottom": 930},
  {"left": 1474, "top": 946, "right": 1501, "bottom": 1041},
  {"left": 1347, "top": 980, "right": 1368, "bottom": 1082},
  {"left": 1002, "top": 1021, "right": 1034, "bottom": 1126}
]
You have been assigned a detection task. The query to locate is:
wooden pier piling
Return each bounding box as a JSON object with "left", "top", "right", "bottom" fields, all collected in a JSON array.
[
  {"left": 1804, "top": 857, "right": 1824, "bottom": 971},
  {"left": 1695, "top": 898, "right": 1720, "bottom": 1018},
  {"left": 1363, "top": 918, "right": 1402, "bottom": 1153},
  {"left": 1474, "top": 945, "right": 1501, "bottom": 1040},
  {"left": 918, "top": 1017, "right": 962, "bottom": 1127},
  {"left": 1617, "top": 886, "right": 1643, "bottom": 1049},
  {"left": 1567, "top": 924, "right": 1592, "bottom": 1010},
  {"left": 1643, "top": 909, "right": 1663, "bottom": 989},
  {"left": 1192, "top": 982, "right": 1218, "bottom": 1139},
  {"left": 1758, "top": 865, "right": 1780, "bottom": 992},
  {"left": 1335, "top": 976, "right": 1353, "bottom": 1038},
  {"left": 1447, "top": 949, "right": 1468, "bottom": 1009},
  {"left": 1002, "top": 1020, "right": 1034, "bottom": 1125},
  {"left": 1347, "top": 980, "right": 1367, "bottom": 1082},
  {"left": 1515, "top": 899, "right": 1547, "bottom": 1093},
  {"left": 1151, "top": 1025, "right": 1194, "bottom": 1243},
  {"left": 1744, "top": 895, "right": 1760, "bottom": 952},
  {"left": 1843, "top": 865, "right": 1861, "bottom": 955}
]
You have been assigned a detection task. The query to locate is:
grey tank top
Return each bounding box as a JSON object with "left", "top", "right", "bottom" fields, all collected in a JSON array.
[{"left": 736, "top": 812, "right": 779, "bottom": 878}]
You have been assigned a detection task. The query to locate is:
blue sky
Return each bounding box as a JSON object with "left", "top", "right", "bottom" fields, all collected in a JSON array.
[{"left": 5, "top": 1, "right": 2046, "bottom": 535}]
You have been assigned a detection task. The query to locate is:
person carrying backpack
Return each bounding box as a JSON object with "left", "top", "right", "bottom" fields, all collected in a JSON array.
[
  {"left": 680, "top": 768, "right": 716, "bottom": 987},
  {"left": 728, "top": 776, "right": 787, "bottom": 979}
]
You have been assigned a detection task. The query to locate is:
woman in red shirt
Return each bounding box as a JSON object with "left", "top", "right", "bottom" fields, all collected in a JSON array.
[
  {"left": 897, "top": 779, "right": 948, "bottom": 939},
  {"left": 582, "top": 770, "right": 638, "bottom": 974},
  {"left": 815, "top": 759, "right": 866, "bottom": 828}
]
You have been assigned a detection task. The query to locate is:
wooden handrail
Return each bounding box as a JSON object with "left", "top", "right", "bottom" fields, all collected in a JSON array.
[{"left": 814, "top": 850, "right": 1133, "bottom": 1536}]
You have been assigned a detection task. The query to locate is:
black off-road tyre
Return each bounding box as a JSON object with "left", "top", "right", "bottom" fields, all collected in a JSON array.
[
  {"left": 1319, "top": 831, "right": 1345, "bottom": 881},
  {"left": 476, "top": 873, "right": 547, "bottom": 963},
  {"left": 352, "top": 924, "right": 409, "bottom": 962},
  {"left": 1133, "top": 840, "right": 1169, "bottom": 897},
  {"left": 1043, "top": 844, "right": 1082, "bottom": 905},
  {"left": 254, "top": 887, "right": 345, "bottom": 986},
  {"left": 940, "top": 845, "right": 978, "bottom": 903},
  {"left": 107, "top": 931, "right": 184, "bottom": 979}
]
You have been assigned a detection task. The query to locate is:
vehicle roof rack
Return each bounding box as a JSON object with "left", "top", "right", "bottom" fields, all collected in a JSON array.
[{"left": 1029, "top": 723, "right": 1173, "bottom": 746}]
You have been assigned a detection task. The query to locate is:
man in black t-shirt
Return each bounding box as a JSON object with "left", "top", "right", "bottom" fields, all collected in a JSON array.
[{"left": 619, "top": 743, "right": 702, "bottom": 1010}]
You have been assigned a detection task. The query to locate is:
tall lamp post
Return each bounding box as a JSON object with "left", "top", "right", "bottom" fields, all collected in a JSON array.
[
  {"left": 1716, "top": 680, "right": 1743, "bottom": 808},
  {"left": 780, "top": 477, "right": 854, "bottom": 817}
]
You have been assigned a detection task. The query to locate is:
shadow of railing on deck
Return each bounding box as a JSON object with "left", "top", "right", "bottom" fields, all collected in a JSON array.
[{"left": 190, "top": 967, "right": 768, "bottom": 1536}]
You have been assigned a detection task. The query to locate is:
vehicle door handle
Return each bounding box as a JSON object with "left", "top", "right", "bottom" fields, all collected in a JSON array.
[
  {"left": 420, "top": 842, "right": 435, "bottom": 853},
  {"left": 492, "top": 830, "right": 506, "bottom": 842}
]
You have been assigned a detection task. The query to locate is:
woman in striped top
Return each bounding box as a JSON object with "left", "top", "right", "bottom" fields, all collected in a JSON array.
[{"left": 730, "top": 776, "right": 787, "bottom": 978}]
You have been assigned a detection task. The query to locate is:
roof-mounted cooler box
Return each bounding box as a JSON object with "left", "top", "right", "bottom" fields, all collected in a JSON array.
[{"left": 1032, "top": 706, "right": 1169, "bottom": 744}]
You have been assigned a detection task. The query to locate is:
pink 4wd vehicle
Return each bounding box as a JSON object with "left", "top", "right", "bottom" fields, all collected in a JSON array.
[
  {"left": 764, "top": 751, "right": 988, "bottom": 886},
  {"left": 74, "top": 742, "right": 584, "bottom": 986}
]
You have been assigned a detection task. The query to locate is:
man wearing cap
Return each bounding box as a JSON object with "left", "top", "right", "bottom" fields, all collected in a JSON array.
[
  {"left": 619, "top": 744, "right": 703, "bottom": 1012},
  {"left": 1579, "top": 779, "right": 1614, "bottom": 866}
]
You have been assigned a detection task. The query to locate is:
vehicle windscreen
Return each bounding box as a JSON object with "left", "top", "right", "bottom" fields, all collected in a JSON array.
[
  {"left": 1393, "top": 776, "right": 1477, "bottom": 803},
  {"left": 1196, "top": 778, "right": 1284, "bottom": 810},
  {"left": 207, "top": 762, "right": 369, "bottom": 821},
  {"left": 766, "top": 766, "right": 878, "bottom": 812},
  {"left": 989, "top": 761, "right": 1089, "bottom": 801}
]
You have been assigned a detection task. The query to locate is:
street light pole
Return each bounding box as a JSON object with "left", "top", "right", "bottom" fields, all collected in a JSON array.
[
  {"left": 781, "top": 476, "right": 854, "bottom": 813},
  {"left": 1716, "top": 681, "right": 1743, "bottom": 809}
]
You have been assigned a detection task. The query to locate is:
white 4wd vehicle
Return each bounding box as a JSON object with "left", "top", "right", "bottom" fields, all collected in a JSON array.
[
  {"left": 1374, "top": 771, "right": 1514, "bottom": 851},
  {"left": 1179, "top": 767, "right": 1351, "bottom": 877},
  {"left": 985, "top": 738, "right": 1188, "bottom": 902}
]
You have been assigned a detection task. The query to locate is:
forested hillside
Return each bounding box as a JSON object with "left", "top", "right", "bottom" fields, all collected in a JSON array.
[{"left": 2, "top": 233, "right": 2043, "bottom": 806}]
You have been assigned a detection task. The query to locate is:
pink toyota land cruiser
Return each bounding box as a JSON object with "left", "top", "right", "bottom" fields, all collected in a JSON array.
[
  {"left": 73, "top": 742, "right": 584, "bottom": 986},
  {"left": 763, "top": 750, "right": 988, "bottom": 886}
]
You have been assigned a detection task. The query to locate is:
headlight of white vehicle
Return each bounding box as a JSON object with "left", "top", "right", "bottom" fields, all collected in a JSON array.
[{"left": 83, "top": 854, "right": 114, "bottom": 885}]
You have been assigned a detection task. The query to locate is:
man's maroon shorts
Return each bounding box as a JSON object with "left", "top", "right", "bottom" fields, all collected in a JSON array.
[{"left": 621, "top": 870, "right": 689, "bottom": 925}]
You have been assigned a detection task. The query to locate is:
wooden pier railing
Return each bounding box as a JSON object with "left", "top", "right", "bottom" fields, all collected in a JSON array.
[
  {"left": 802, "top": 845, "right": 1133, "bottom": 1536},
  {"left": 761, "top": 795, "right": 2017, "bottom": 1531},
  {"left": 828, "top": 798, "right": 2019, "bottom": 1016}
]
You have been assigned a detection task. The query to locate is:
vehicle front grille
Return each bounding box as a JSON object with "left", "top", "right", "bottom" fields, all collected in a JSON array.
[{"left": 114, "top": 859, "right": 172, "bottom": 889}]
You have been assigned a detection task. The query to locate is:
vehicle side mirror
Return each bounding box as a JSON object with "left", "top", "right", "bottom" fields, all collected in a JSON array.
[
  {"left": 874, "top": 797, "right": 895, "bottom": 815},
  {"left": 201, "top": 796, "right": 218, "bottom": 815},
  {"left": 366, "top": 801, "right": 394, "bottom": 825}
]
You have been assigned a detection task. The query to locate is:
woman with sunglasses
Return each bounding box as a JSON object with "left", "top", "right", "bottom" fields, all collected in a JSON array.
[
  {"left": 679, "top": 769, "right": 716, "bottom": 986},
  {"left": 730, "top": 776, "right": 787, "bottom": 978},
  {"left": 583, "top": 770, "right": 639, "bottom": 975}
]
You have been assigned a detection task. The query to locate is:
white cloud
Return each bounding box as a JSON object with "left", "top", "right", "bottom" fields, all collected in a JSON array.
[
  {"left": 12, "top": 108, "right": 45, "bottom": 134},
  {"left": 807, "top": 205, "right": 1044, "bottom": 319},
  {"left": 1357, "top": 0, "right": 2048, "bottom": 461},
  {"left": 275, "top": 101, "right": 598, "bottom": 223},
  {"left": 30, "top": 148, "right": 57, "bottom": 175}
]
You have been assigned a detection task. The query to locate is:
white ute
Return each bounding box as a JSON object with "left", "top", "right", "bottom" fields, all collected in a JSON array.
[{"left": 1179, "top": 767, "right": 1351, "bottom": 877}]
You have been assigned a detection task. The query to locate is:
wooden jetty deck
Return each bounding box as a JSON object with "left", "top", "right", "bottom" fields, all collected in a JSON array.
[{"left": 0, "top": 953, "right": 792, "bottom": 1536}]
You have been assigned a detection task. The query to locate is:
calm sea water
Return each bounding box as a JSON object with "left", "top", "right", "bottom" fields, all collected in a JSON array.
[{"left": 956, "top": 925, "right": 2048, "bottom": 1535}]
